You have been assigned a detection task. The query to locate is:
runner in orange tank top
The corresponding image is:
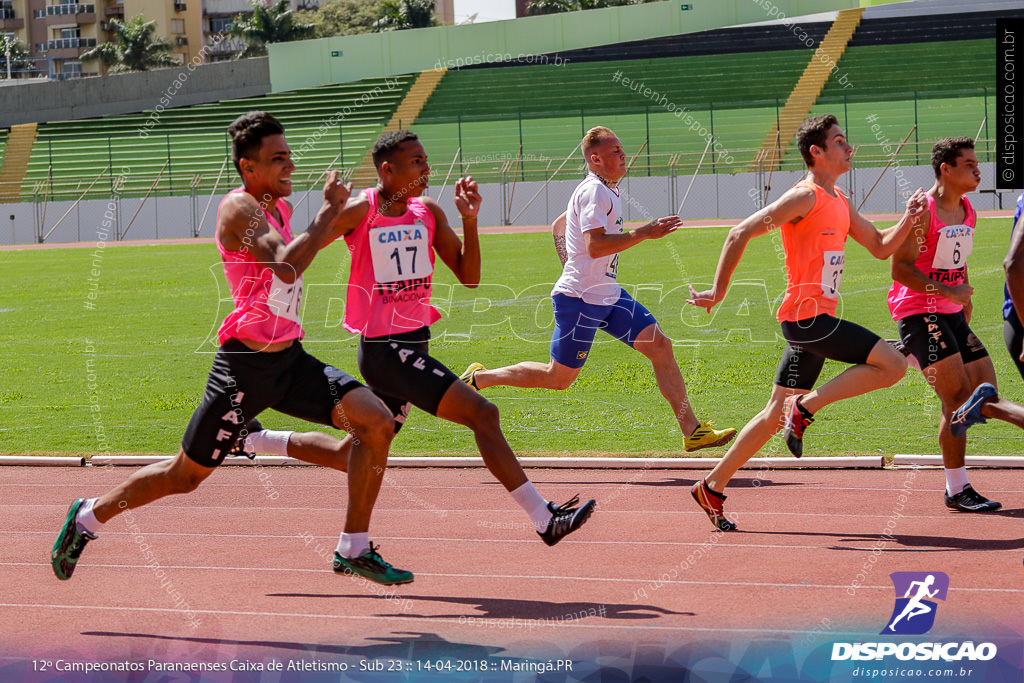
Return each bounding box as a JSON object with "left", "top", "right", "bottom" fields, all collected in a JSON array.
[{"left": 685, "top": 114, "right": 927, "bottom": 531}]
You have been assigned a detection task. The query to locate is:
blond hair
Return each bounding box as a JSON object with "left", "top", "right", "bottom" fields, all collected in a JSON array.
[{"left": 582, "top": 126, "right": 616, "bottom": 160}]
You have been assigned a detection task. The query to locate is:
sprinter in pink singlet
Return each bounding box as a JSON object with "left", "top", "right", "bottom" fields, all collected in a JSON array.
[
  {"left": 52, "top": 112, "right": 414, "bottom": 587},
  {"left": 889, "top": 137, "right": 1024, "bottom": 512},
  {"left": 685, "top": 114, "right": 927, "bottom": 530},
  {"left": 317, "top": 130, "right": 595, "bottom": 548}
]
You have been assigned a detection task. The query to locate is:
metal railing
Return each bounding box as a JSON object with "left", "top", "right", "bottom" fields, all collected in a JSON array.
[
  {"left": 45, "top": 3, "right": 95, "bottom": 16},
  {"left": 46, "top": 37, "right": 96, "bottom": 49}
]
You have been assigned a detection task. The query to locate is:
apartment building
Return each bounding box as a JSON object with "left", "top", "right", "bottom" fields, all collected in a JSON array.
[{"left": 1, "top": 0, "right": 242, "bottom": 78}]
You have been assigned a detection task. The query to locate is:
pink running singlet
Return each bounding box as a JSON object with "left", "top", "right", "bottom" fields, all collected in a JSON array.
[
  {"left": 887, "top": 193, "right": 975, "bottom": 320},
  {"left": 776, "top": 180, "right": 851, "bottom": 323},
  {"left": 216, "top": 188, "right": 305, "bottom": 346},
  {"left": 343, "top": 188, "right": 440, "bottom": 337}
]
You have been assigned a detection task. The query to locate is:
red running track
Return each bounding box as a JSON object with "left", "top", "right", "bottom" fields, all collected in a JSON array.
[{"left": 2, "top": 465, "right": 1023, "bottom": 678}]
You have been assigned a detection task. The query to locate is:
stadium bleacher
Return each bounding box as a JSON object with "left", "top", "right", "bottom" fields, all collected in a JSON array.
[{"left": 20, "top": 76, "right": 415, "bottom": 199}]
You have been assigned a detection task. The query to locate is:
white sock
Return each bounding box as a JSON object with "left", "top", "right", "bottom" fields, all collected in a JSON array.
[
  {"left": 337, "top": 532, "right": 369, "bottom": 559},
  {"left": 76, "top": 498, "right": 102, "bottom": 537},
  {"left": 945, "top": 467, "right": 969, "bottom": 497},
  {"left": 510, "top": 481, "right": 551, "bottom": 533},
  {"left": 244, "top": 429, "right": 293, "bottom": 456}
]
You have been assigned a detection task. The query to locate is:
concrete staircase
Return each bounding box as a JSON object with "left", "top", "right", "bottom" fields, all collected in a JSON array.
[
  {"left": 751, "top": 7, "right": 865, "bottom": 171},
  {"left": 350, "top": 68, "right": 447, "bottom": 186},
  {"left": 0, "top": 123, "right": 38, "bottom": 203}
]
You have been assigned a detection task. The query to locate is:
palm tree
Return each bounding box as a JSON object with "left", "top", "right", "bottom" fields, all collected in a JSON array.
[
  {"left": 373, "top": 0, "right": 437, "bottom": 32},
  {"left": 230, "top": 0, "right": 316, "bottom": 59},
  {"left": 80, "top": 15, "right": 178, "bottom": 73}
]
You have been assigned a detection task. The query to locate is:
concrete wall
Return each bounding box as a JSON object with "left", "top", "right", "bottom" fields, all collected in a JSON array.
[
  {"left": 269, "top": 0, "right": 857, "bottom": 91},
  {"left": 4, "top": 163, "right": 1011, "bottom": 246},
  {"left": 0, "top": 57, "right": 271, "bottom": 127}
]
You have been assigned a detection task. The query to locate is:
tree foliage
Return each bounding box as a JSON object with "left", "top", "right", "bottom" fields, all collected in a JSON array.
[
  {"left": 526, "top": 0, "right": 659, "bottom": 16},
  {"left": 0, "top": 38, "right": 36, "bottom": 78},
  {"left": 298, "top": 0, "right": 380, "bottom": 38},
  {"left": 373, "top": 0, "right": 437, "bottom": 32},
  {"left": 79, "top": 15, "right": 178, "bottom": 72},
  {"left": 230, "top": 0, "right": 316, "bottom": 58}
]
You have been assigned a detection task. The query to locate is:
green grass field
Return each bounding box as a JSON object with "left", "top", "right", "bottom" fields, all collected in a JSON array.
[{"left": 2, "top": 216, "right": 1021, "bottom": 458}]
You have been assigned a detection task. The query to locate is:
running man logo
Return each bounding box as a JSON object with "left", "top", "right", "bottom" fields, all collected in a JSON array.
[{"left": 881, "top": 571, "right": 949, "bottom": 635}]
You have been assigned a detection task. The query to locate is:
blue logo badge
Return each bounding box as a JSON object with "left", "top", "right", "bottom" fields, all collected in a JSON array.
[{"left": 881, "top": 572, "right": 949, "bottom": 635}]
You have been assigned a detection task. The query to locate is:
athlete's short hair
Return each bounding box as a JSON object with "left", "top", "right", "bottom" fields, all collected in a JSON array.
[
  {"left": 931, "top": 137, "right": 975, "bottom": 178},
  {"left": 228, "top": 111, "right": 285, "bottom": 175},
  {"left": 372, "top": 130, "right": 419, "bottom": 169},
  {"left": 796, "top": 114, "right": 840, "bottom": 166},
  {"left": 582, "top": 126, "right": 616, "bottom": 160}
]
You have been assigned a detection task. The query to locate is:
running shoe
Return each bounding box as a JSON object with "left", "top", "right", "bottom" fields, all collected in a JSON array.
[
  {"left": 944, "top": 484, "right": 1002, "bottom": 512},
  {"left": 51, "top": 498, "right": 96, "bottom": 580},
  {"left": 229, "top": 418, "right": 263, "bottom": 459},
  {"left": 690, "top": 479, "right": 737, "bottom": 531},
  {"left": 538, "top": 494, "right": 596, "bottom": 546},
  {"left": 332, "top": 543, "right": 414, "bottom": 585},
  {"left": 783, "top": 395, "right": 813, "bottom": 457},
  {"left": 684, "top": 421, "right": 737, "bottom": 452},
  {"left": 950, "top": 383, "right": 997, "bottom": 437},
  {"left": 458, "top": 362, "right": 485, "bottom": 392}
]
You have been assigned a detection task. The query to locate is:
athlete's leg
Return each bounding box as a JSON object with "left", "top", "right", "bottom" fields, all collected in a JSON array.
[
  {"left": 798, "top": 339, "right": 907, "bottom": 414},
  {"left": 281, "top": 431, "right": 352, "bottom": 472},
  {"left": 706, "top": 384, "right": 803, "bottom": 491},
  {"left": 966, "top": 356, "right": 1024, "bottom": 427},
  {"left": 330, "top": 387, "right": 394, "bottom": 535},
  {"left": 472, "top": 293, "right": 595, "bottom": 391},
  {"left": 474, "top": 358, "right": 581, "bottom": 391},
  {"left": 436, "top": 380, "right": 528, "bottom": 492},
  {"left": 631, "top": 321, "right": 699, "bottom": 435},
  {"left": 923, "top": 353, "right": 971, "bottom": 471},
  {"left": 92, "top": 449, "right": 216, "bottom": 523}
]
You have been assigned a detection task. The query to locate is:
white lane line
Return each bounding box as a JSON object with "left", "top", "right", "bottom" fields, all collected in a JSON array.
[{"left": 4, "top": 566, "right": 1022, "bottom": 592}]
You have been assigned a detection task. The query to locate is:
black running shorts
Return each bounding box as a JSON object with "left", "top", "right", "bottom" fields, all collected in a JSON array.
[
  {"left": 181, "top": 339, "right": 362, "bottom": 467},
  {"left": 774, "top": 315, "right": 882, "bottom": 390},
  {"left": 1004, "top": 309, "right": 1024, "bottom": 381},
  {"left": 898, "top": 311, "right": 988, "bottom": 371},
  {"left": 357, "top": 327, "right": 459, "bottom": 431}
]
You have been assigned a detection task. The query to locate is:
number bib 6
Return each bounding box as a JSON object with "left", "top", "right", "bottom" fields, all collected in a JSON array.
[
  {"left": 369, "top": 222, "right": 434, "bottom": 284},
  {"left": 821, "top": 250, "right": 845, "bottom": 299},
  {"left": 932, "top": 224, "right": 973, "bottom": 270}
]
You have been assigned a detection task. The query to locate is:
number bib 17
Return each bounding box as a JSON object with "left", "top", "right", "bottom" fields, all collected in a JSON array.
[
  {"left": 267, "top": 273, "right": 303, "bottom": 324},
  {"left": 369, "top": 223, "right": 433, "bottom": 284},
  {"left": 821, "top": 250, "right": 845, "bottom": 299},
  {"left": 932, "top": 224, "right": 973, "bottom": 270}
]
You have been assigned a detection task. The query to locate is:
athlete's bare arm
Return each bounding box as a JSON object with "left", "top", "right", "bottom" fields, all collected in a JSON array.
[
  {"left": 890, "top": 206, "right": 973, "bottom": 308},
  {"left": 584, "top": 215, "right": 682, "bottom": 258},
  {"left": 1004, "top": 213, "right": 1024, "bottom": 354},
  {"left": 963, "top": 268, "right": 974, "bottom": 323},
  {"left": 552, "top": 212, "right": 567, "bottom": 267},
  {"left": 322, "top": 192, "right": 372, "bottom": 243},
  {"left": 218, "top": 171, "right": 351, "bottom": 283},
  {"left": 848, "top": 188, "right": 927, "bottom": 260},
  {"left": 429, "top": 176, "right": 482, "bottom": 288},
  {"left": 687, "top": 185, "right": 815, "bottom": 312}
]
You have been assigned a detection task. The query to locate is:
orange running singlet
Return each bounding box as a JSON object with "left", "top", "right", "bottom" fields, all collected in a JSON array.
[{"left": 776, "top": 179, "right": 851, "bottom": 323}]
